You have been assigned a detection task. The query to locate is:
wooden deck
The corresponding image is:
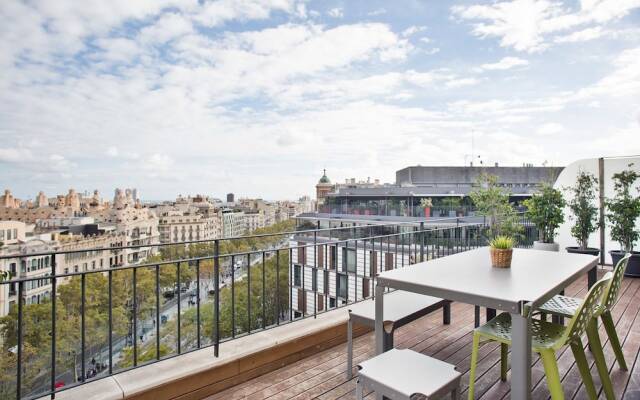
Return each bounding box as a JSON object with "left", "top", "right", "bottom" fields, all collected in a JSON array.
[{"left": 205, "top": 272, "right": 640, "bottom": 400}]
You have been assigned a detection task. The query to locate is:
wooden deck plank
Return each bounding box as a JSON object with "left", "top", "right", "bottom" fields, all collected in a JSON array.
[{"left": 201, "top": 275, "right": 640, "bottom": 400}]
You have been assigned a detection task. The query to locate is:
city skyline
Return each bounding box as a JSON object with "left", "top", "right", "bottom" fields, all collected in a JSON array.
[{"left": 1, "top": 0, "right": 639, "bottom": 200}]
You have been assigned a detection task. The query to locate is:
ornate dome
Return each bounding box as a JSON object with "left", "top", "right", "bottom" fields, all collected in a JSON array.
[{"left": 318, "top": 169, "right": 331, "bottom": 184}]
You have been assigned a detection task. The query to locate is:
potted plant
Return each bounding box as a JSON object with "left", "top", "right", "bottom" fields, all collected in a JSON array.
[
  {"left": 565, "top": 171, "right": 600, "bottom": 256},
  {"left": 489, "top": 235, "right": 514, "bottom": 268},
  {"left": 524, "top": 183, "right": 566, "bottom": 251},
  {"left": 606, "top": 164, "right": 640, "bottom": 276},
  {"left": 420, "top": 198, "right": 432, "bottom": 218},
  {"left": 470, "top": 173, "right": 523, "bottom": 241}
]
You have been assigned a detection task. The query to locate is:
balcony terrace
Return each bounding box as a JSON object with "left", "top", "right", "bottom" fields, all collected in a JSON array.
[
  {"left": 1, "top": 217, "right": 636, "bottom": 400},
  {"left": 205, "top": 272, "right": 640, "bottom": 400}
]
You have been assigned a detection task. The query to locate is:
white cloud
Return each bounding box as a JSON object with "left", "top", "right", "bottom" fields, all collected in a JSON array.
[
  {"left": 452, "top": 0, "right": 640, "bottom": 52},
  {"left": 478, "top": 56, "right": 529, "bottom": 71},
  {"left": 368, "top": 8, "right": 387, "bottom": 16},
  {"left": 195, "top": 0, "right": 301, "bottom": 27},
  {"left": 138, "top": 12, "right": 193, "bottom": 45},
  {"left": 0, "top": 147, "right": 34, "bottom": 163},
  {"left": 536, "top": 122, "right": 564, "bottom": 135},
  {"left": 106, "top": 146, "right": 119, "bottom": 157},
  {"left": 445, "top": 77, "right": 482, "bottom": 88},
  {"left": 554, "top": 26, "right": 606, "bottom": 43},
  {"left": 328, "top": 7, "right": 343, "bottom": 18},
  {"left": 402, "top": 26, "right": 427, "bottom": 37}
]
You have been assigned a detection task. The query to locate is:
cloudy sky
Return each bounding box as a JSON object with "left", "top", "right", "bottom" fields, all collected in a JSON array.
[{"left": 1, "top": 0, "right": 639, "bottom": 201}]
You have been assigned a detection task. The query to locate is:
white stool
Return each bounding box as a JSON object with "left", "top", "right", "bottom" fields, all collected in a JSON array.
[
  {"left": 347, "top": 291, "right": 451, "bottom": 379},
  {"left": 356, "top": 348, "right": 461, "bottom": 400}
]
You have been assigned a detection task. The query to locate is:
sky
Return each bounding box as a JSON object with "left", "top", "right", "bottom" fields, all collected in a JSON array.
[{"left": 1, "top": 0, "right": 639, "bottom": 201}]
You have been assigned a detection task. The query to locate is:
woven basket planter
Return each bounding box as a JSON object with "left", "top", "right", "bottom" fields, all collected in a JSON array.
[{"left": 490, "top": 247, "right": 513, "bottom": 268}]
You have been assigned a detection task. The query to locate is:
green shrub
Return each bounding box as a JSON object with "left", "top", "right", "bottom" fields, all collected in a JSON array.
[
  {"left": 524, "top": 183, "right": 566, "bottom": 243},
  {"left": 565, "top": 170, "right": 599, "bottom": 250},
  {"left": 490, "top": 235, "right": 514, "bottom": 249},
  {"left": 606, "top": 164, "right": 640, "bottom": 252}
]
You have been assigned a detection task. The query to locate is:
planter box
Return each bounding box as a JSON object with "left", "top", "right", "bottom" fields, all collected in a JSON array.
[
  {"left": 611, "top": 251, "right": 640, "bottom": 277},
  {"left": 566, "top": 247, "right": 600, "bottom": 257}
]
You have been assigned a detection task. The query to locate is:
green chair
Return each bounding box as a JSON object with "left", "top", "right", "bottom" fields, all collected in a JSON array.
[
  {"left": 537, "top": 253, "right": 631, "bottom": 372},
  {"left": 468, "top": 274, "right": 613, "bottom": 400}
]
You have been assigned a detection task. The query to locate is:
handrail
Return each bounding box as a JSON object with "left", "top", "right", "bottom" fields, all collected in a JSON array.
[{"left": 0, "top": 215, "right": 474, "bottom": 260}]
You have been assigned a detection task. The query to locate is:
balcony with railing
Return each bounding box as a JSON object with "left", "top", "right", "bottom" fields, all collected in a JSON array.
[{"left": 0, "top": 218, "right": 635, "bottom": 400}]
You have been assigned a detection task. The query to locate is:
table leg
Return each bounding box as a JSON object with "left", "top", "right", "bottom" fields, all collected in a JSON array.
[
  {"left": 486, "top": 308, "right": 496, "bottom": 322},
  {"left": 588, "top": 266, "right": 597, "bottom": 289},
  {"left": 510, "top": 312, "right": 532, "bottom": 400},
  {"left": 375, "top": 284, "right": 385, "bottom": 355}
]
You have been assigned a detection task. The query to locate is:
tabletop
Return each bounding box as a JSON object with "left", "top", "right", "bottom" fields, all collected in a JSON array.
[{"left": 376, "top": 247, "right": 598, "bottom": 313}]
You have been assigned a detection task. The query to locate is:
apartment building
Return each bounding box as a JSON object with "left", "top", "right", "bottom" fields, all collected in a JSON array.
[
  {"left": 289, "top": 237, "right": 412, "bottom": 317},
  {"left": 157, "top": 210, "right": 222, "bottom": 244},
  {"left": 0, "top": 222, "right": 54, "bottom": 317},
  {"left": 222, "top": 210, "right": 246, "bottom": 238}
]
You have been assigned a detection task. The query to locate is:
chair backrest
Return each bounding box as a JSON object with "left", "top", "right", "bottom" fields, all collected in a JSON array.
[
  {"left": 562, "top": 273, "right": 612, "bottom": 344},
  {"left": 602, "top": 253, "right": 632, "bottom": 311}
]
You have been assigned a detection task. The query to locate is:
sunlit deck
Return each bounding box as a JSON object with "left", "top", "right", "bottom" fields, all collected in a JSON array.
[{"left": 205, "top": 271, "right": 640, "bottom": 400}]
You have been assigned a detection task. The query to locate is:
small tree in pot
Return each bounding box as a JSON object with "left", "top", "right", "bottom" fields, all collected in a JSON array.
[
  {"left": 524, "top": 183, "right": 566, "bottom": 251},
  {"left": 470, "top": 173, "right": 522, "bottom": 242},
  {"left": 606, "top": 164, "right": 640, "bottom": 276},
  {"left": 566, "top": 171, "right": 600, "bottom": 256}
]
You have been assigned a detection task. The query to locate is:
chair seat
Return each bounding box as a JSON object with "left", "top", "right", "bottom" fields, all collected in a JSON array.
[
  {"left": 476, "top": 312, "right": 566, "bottom": 350},
  {"left": 538, "top": 294, "right": 605, "bottom": 319},
  {"left": 357, "top": 348, "right": 461, "bottom": 398}
]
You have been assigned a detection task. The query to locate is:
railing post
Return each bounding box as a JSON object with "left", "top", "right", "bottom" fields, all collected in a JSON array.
[
  {"left": 275, "top": 250, "right": 280, "bottom": 325},
  {"left": 50, "top": 254, "right": 57, "bottom": 399},
  {"left": 420, "top": 222, "right": 425, "bottom": 262},
  {"left": 196, "top": 259, "right": 201, "bottom": 348},
  {"left": 17, "top": 280, "right": 23, "bottom": 400},
  {"left": 214, "top": 240, "right": 220, "bottom": 357}
]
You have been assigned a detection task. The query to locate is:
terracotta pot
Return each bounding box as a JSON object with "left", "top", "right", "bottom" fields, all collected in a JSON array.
[{"left": 490, "top": 247, "right": 513, "bottom": 268}]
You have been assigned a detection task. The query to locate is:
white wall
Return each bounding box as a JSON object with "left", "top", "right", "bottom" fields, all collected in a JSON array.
[{"left": 554, "top": 156, "right": 640, "bottom": 264}]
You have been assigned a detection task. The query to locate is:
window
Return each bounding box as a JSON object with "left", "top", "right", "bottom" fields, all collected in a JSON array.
[
  {"left": 0, "top": 230, "right": 4, "bottom": 240},
  {"left": 91, "top": 261, "right": 96, "bottom": 270},
  {"left": 317, "top": 294, "right": 324, "bottom": 311},
  {"left": 64, "top": 268, "right": 69, "bottom": 274},
  {"left": 13, "top": 229, "right": 17, "bottom": 238},
  {"left": 337, "top": 274, "right": 347, "bottom": 299},
  {"left": 329, "top": 297, "right": 336, "bottom": 308},
  {"left": 342, "top": 248, "right": 356, "bottom": 273},
  {"left": 74, "top": 266, "right": 78, "bottom": 273},
  {"left": 297, "top": 244, "right": 306, "bottom": 265},
  {"left": 293, "top": 265, "right": 302, "bottom": 287}
]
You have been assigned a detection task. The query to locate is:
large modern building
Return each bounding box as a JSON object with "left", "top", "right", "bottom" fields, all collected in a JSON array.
[{"left": 315, "top": 165, "right": 563, "bottom": 219}]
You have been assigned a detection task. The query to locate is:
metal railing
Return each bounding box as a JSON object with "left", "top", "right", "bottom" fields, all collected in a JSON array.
[{"left": 0, "top": 216, "right": 536, "bottom": 399}]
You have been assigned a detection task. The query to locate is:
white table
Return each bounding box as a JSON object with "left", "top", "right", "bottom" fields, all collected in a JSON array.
[{"left": 374, "top": 247, "right": 598, "bottom": 400}]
